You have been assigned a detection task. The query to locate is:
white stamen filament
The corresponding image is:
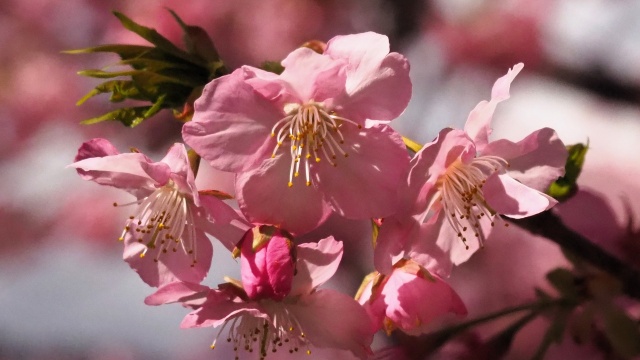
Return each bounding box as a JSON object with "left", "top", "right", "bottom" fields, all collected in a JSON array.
[
  {"left": 271, "top": 101, "right": 361, "bottom": 187},
  {"left": 113, "top": 180, "right": 197, "bottom": 266},
  {"left": 210, "top": 309, "right": 311, "bottom": 359},
  {"left": 436, "top": 155, "right": 510, "bottom": 249}
]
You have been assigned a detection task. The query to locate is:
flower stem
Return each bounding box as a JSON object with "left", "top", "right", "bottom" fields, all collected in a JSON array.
[{"left": 509, "top": 211, "right": 640, "bottom": 300}]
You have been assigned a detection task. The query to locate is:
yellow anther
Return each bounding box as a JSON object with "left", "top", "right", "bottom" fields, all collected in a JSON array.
[
  {"left": 139, "top": 253, "right": 145, "bottom": 258},
  {"left": 288, "top": 182, "right": 293, "bottom": 188},
  {"left": 118, "top": 237, "right": 124, "bottom": 241},
  {"left": 306, "top": 181, "right": 311, "bottom": 186},
  {"left": 315, "top": 157, "right": 321, "bottom": 162},
  {"left": 294, "top": 172, "right": 299, "bottom": 177}
]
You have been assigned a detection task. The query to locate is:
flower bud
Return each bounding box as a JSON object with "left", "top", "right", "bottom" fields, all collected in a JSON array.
[{"left": 240, "top": 225, "right": 295, "bottom": 301}]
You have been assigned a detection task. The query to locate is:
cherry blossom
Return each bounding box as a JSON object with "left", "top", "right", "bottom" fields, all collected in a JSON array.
[
  {"left": 69, "top": 138, "right": 242, "bottom": 287},
  {"left": 183, "top": 32, "right": 411, "bottom": 234},
  {"left": 375, "top": 63, "right": 567, "bottom": 276},
  {"left": 146, "top": 237, "right": 374, "bottom": 359},
  {"left": 358, "top": 259, "right": 467, "bottom": 336}
]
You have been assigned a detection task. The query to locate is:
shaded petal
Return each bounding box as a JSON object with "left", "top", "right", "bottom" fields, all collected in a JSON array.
[
  {"left": 181, "top": 291, "right": 267, "bottom": 329},
  {"left": 195, "top": 195, "right": 250, "bottom": 251},
  {"left": 373, "top": 216, "right": 417, "bottom": 275},
  {"left": 123, "top": 226, "right": 213, "bottom": 288},
  {"left": 312, "top": 124, "right": 409, "bottom": 219},
  {"left": 290, "top": 236, "right": 343, "bottom": 296},
  {"left": 288, "top": 290, "right": 374, "bottom": 359},
  {"left": 242, "top": 66, "right": 299, "bottom": 108},
  {"left": 406, "top": 128, "right": 474, "bottom": 216},
  {"left": 464, "top": 63, "right": 523, "bottom": 152},
  {"left": 280, "top": 47, "right": 347, "bottom": 102},
  {"left": 158, "top": 143, "right": 200, "bottom": 205},
  {"left": 144, "top": 281, "right": 210, "bottom": 306},
  {"left": 382, "top": 270, "right": 467, "bottom": 336},
  {"left": 482, "top": 128, "right": 567, "bottom": 191},
  {"left": 236, "top": 156, "right": 332, "bottom": 235},
  {"left": 183, "top": 69, "right": 282, "bottom": 172},
  {"left": 484, "top": 173, "right": 557, "bottom": 219},
  {"left": 74, "top": 138, "right": 120, "bottom": 163}
]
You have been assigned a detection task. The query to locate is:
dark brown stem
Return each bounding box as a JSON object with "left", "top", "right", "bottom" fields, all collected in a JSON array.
[{"left": 509, "top": 211, "right": 640, "bottom": 300}]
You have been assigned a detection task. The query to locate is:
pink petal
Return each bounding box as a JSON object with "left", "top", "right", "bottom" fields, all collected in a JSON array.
[
  {"left": 194, "top": 195, "right": 250, "bottom": 251},
  {"left": 157, "top": 143, "right": 199, "bottom": 202},
  {"left": 181, "top": 290, "right": 267, "bottom": 328},
  {"left": 182, "top": 69, "right": 283, "bottom": 172},
  {"left": 481, "top": 127, "right": 567, "bottom": 191},
  {"left": 483, "top": 173, "right": 557, "bottom": 219},
  {"left": 373, "top": 216, "right": 417, "bottom": 275},
  {"left": 279, "top": 47, "right": 347, "bottom": 102},
  {"left": 406, "top": 128, "right": 474, "bottom": 216},
  {"left": 312, "top": 124, "right": 410, "bottom": 220},
  {"left": 381, "top": 270, "right": 467, "bottom": 336},
  {"left": 290, "top": 236, "right": 343, "bottom": 296},
  {"left": 287, "top": 289, "right": 374, "bottom": 359},
  {"left": 144, "top": 281, "right": 210, "bottom": 306},
  {"left": 464, "top": 63, "right": 523, "bottom": 152},
  {"left": 74, "top": 138, "right": 120, "bottom": 163},
  {"left": 69, "top": 152, "right": 156, "bottom": 196},
  {"left": 123, "top": 225, "right": 213, "bottom": 288},
  {"left": 236, "top": 156, "right": 332, "bottom": 235},
  {"left": 325, "top": 33, "right": 411, "bottom": 122}
]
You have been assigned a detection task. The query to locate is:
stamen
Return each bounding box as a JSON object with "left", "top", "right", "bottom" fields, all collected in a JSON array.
[{"left": 271, "top": 101, "right": 359, "bottom": 187}]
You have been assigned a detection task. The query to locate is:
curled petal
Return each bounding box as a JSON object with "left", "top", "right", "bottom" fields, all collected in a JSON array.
[
  {"left": 483, "top": 173, "right": 557, "bottom": 219},
  {"left": 279, "top": 47, "right": 347, "bottom": 102},
  {"left": 144, "top": 281, "right": 210, "bottom": 306},
  {"left": 482, "top": 127, "right": 567, "bottom": 191},
  {"left": 464, "top": 63, "right": 524, "bottom": 152}
]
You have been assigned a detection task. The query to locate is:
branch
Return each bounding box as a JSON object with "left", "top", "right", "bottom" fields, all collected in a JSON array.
[{"left": 510, "top": 211, "right": 640, "bottom": 300}]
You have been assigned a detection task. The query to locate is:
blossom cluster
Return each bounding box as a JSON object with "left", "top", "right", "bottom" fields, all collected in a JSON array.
[{"left": 70, "top": 32, "right": 567, "bottom": 359}]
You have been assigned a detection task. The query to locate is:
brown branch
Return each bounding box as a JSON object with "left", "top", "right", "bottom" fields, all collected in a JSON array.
[{"left": 510, "top": 211, "right": 640, "bottom": 300}]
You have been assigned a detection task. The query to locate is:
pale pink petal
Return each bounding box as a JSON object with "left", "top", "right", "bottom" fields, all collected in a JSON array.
[
  {"left": 279, "top": 47, "right": 347, "bottom": 102},
  {"left": 144, "top": 281, "right": 210, "bottom": 306},
  {"left": 156, "top": 143, "right": 199, "bottom": 204},
  {"left": 325, "top": 33, "right": 411, "bottom": 122},
  {"left": 69, "top": 152, "right": 156, "bottom": 196},
  {"left": 464, "top": 63, "right": 524, "bottom": 152},
  {"left": 406, "top": 128, "right": 474, "bottom": 216},
  {"left": 194, "top": 195, "right": 250, "bottom": 251},
  {"left": 483, "top": 173, "right": 557, "bottom": 219},
  {"left": 236, "top": 156, "right": 332, "bottom": 235},
  {"left": 290, "top": 236, "right": 343, "bottom": 296},
  {"left": 312, "top": 124, "right": 409, "bottom": 219},
  {"left": 242, "top": 66, "right": 299, "bottom": 108},
  {"left": 287, "top": 289, "right": 374, "bottom": 359},
  {"left": 382, "top": 270, "right": 467, "bottom": 336},
  {"left": 240, "top": 229, "right": 294, "bottom": 301},
  {"left": 123, "top": 227, "right": 213, "bottom": 288},
  {"left": 481, "top": 127, "right": 567, "bottom": 191},
  {"left": 183, "top": 69, "right": 283, "bottom": 172},
  {"left": 408, "top": 210, "right": 481, "bottom": 273},
  {"left": 139, "top": 160, "right": 171, "bottom": 188}
]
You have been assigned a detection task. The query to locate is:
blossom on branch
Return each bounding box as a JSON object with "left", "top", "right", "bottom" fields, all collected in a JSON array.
[
  {"left": 183, "top": 32, "right": 411, "bottom": 234},
  {"left": 375, "top": 63, "right": 568, "bottom": 276},
  {"left": 146, "top": 237, "right": 374, "bottom": 359},
  {"left": 69, "top": 138, "right": 241, "bottom": 287}
]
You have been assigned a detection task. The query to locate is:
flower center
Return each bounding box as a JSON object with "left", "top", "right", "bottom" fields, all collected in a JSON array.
[
  {"left": 437, "top": 155, "right": 509, "bottom": 249},
  {"left": 271, "top": 101, "right": 361, "bottom": 187},
  {"left": 114, "top": 180, "right": 197, "bottom": 265},
  {"left": 210, "top": 308, "right": 311, "bottom": 359}
]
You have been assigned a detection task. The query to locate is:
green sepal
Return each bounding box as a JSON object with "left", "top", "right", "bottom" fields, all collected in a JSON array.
[
  {"left": 260, "top": 61, "right": 285, "bottom": 75},
  {"left": 547, "top": 142, "right": 588, "bottom": 201}
]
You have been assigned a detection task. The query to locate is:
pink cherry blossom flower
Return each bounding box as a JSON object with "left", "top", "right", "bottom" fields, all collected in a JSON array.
[
  {"left": 358, "top": 259, "right": 467, "bottom": 336},
  {"left": 375, "top": 63, "right": 567, "bottom": 276},
  {"left": 183, "top": 32, "right": 411, "bottom": 234},
  {"left": 69, "top": 138, "right": 242, "bottom": 287},
  {"left": 146, "top": 237, "right": 374, "bottom": 359}
]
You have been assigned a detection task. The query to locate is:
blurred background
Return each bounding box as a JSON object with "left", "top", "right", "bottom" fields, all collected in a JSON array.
[{"left": 1, "top": 0, "right": 640, "bottom": 359}]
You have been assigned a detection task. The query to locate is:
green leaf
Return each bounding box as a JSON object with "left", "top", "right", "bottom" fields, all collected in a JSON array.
[
  {"left": 112, "top": 12, "right": 205, "bottom": 67},
  {"left": 80, "top": 94, "right": 165, "bottom": 127},
  {"left": 547, "top": 142, "right": 588, "bottom": 201},
  {"left": 167, "top": 9, "right": 221, "bottom": 63},
  {"left": 601, "top": 303, "right": 640, "bottom": 358},
  {"left": 546, "top": 268, "right": 581, "bottom": 300},
  {"left": 76, "top": 80, "right": 143, "bottom": 105},
  {"left": 530, "top": 308, "right": 570, "bottom": 360}
]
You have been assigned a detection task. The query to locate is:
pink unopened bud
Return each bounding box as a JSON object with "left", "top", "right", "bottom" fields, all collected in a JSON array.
[{"left": 240, "top": 225, "right": 295, "bottom": 301}]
